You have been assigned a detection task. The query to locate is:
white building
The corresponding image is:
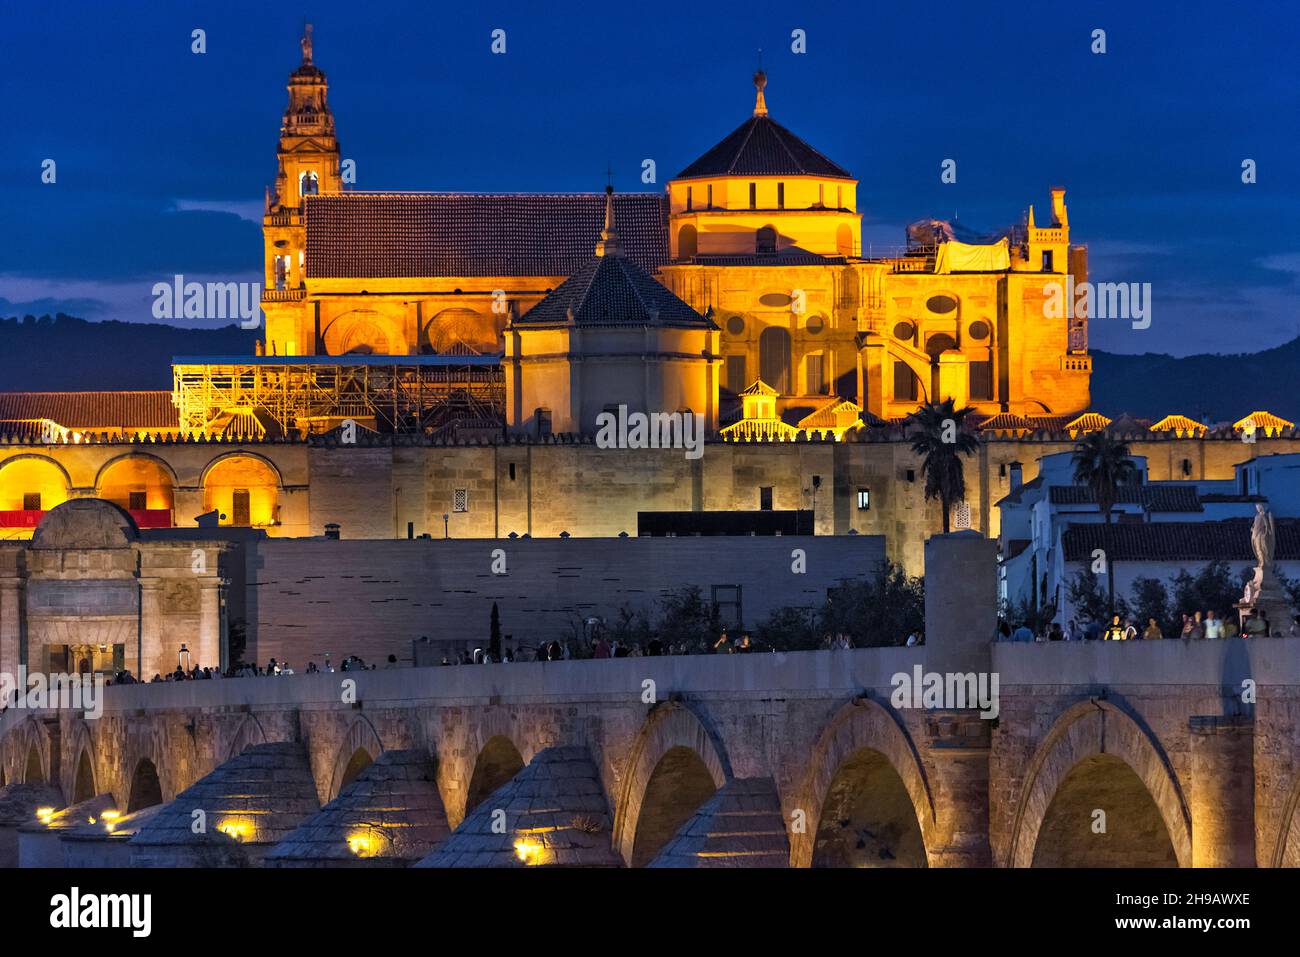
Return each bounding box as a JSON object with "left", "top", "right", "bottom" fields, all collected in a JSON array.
[{"left": 997, "top": 450, "right": 1300, "bottom": 626}]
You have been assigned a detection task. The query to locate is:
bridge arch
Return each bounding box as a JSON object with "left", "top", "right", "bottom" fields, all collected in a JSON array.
[
  {"left": 67, "top": 720, "right": 98, "bottom": 804},
  {"left": 1007, "top": 699, "right": 1191, "bottom": 868},
  {"left": 224, "top": 713, "right": 269, "bottom": 761},
  {"left": 612, "top": 702, "right": 731, "bottom": 867},
  {"left": 1270, "top": 773, "right": 1300, "bottom": 867},
  {"left": 120, "top": 729, "right": 176, "bottom": 812},
  {"left": 327, "top": 715, "right": 385, "bottom": 802},
  {"left": 465, "top": 735, "right": 525, "bottom": 818},
  {"left": 791, "top": 697, "right": 935, "bottom": 868},
  {"left": 4, "top": 716, "right": 56, "bottom": 787},
  {"left": 126, "top": 757, "right": 164, "bottom": 813}
]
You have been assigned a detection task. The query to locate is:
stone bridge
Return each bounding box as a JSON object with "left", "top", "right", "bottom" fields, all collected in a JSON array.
[
  {"left": 2, "top": 638, "right": 1299, "bottom": 868},
  {"left": 2, "top": 533, "right": 1298, "bottom": 869}
]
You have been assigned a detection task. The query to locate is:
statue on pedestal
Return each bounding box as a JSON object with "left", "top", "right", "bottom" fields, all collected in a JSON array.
[{"left": 1237, "top": 504, "right": 1293, "bottom": 635}]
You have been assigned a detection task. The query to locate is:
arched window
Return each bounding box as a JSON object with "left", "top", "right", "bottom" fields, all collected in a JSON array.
[
  {"left": 299, "top": 170, "right": 319, "bottom": 197},
  {"left": 925, "top": 333, "right": 958, "bottom": 359},
  {"left": 759, "top": 326, "right": 792, "bottom": 393},
  {"left": 677, "top": 224, "right": 698, "bottom": 259},
  {"left": 756, "top": 225, "right": 777, "bottom": 255},
  {"left": 203, "top": 455, "right": 280, "bottom": 527},
  {"left": 836, "top": 224, "right": 854, "bottom": 256}
]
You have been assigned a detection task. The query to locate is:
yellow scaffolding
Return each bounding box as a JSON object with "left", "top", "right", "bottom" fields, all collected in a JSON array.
[{"left": 171, "top": 355, "right": 504, "bottom": 438}]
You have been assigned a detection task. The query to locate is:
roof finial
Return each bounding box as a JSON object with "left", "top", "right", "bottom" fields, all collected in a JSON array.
[
  {"left": 596, "top": 183, "right": 622, "bottom": 257},
  {"left": 301, "top": 23, "right": 314, "bottom": 65},
  {"left": 753, "top": 53, "right": 768, "bottom": 117}
]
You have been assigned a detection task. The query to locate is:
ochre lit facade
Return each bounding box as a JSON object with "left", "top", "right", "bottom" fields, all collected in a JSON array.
[
  {"left": 255, "top": 36, "right": 1090, "bottom": 427},
  {"left": 1, "top": 29, "right": 1295, "bottom": 582}
]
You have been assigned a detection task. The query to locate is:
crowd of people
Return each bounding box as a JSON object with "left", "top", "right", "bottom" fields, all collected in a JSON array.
[
  {"left": 107, "top": 654, "right": 400, "bottom": 686},
  {"left": 437, "top": 627, "right": 924, "bottom": 664},
  {"left": 1000, "top": 608, "right": 1298, "bottom": 642}
]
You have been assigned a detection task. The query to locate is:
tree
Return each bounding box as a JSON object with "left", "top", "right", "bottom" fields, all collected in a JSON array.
[
  {"left": 1065, "top": 569, "right": 1127, "bottom": 627},
  {"left": 818, "top": 560, "right": 925, "bottom": 647},
  {"left": 754, "top": 606, "right": 819, "bottom": 652},
  {"left": 655, "top": 586, "right": 720, "bottom": 652},
  {"left": 906, "top": 399, "right": 980, "bottom": 533},
  {"left": 1169, "top": 561, "right": 1246, "bottom": 624},
  {"left": 1002, "top": 594, "right": 1057, "bottom": 637},
  {"left": 1071, "top": 430, "right": 1140, "bottom": 613},
  {"left": 752, "top": 561, "right": 924, "bottom": 651},
  {"left": 1128, "top": 576, "right": 1172, "bottom": 637},
  {"left": 488, "top": 602, "right": 502, "bottom": 660}
]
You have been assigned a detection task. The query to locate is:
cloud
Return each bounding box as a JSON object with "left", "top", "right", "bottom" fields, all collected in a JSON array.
[
  {"left": 0, "top": 273, "right": 263, "bottom": 327},
  {"left": 172, "top": 199, "right": 266, "bottom": 224}
]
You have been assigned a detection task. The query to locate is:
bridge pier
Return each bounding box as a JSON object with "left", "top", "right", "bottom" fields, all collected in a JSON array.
[
  {"left": 920, "top": 532, "right": 998, "bottom": 867},
  {"left": 1189, "top": 715, "right": 1256, "bottom": 867}
]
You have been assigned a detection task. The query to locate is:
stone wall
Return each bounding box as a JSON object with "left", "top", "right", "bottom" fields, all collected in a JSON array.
[{"left": 241, "top": 533, "right": 885, "bottom": 666}]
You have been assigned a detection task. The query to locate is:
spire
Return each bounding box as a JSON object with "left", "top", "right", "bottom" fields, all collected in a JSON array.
[
  {"left": 301, "top": 23, "right": 314, "bottom": 65},
  {"left": 753, "top": 67, "right": 768, "bottom": 117},
  {"left": 595, "top": 185, "right": 622, "bottom": 257}
]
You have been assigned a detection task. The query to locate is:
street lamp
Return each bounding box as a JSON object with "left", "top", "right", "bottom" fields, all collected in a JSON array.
[{"left": 178, "top": 643, "right": 191, "bottom": 672}]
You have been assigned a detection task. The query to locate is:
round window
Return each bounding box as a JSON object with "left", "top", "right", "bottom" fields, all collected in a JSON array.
[
  {"left": 726, "top": 315, "right": 745, "bottom": 336},
  {"left": 893, "top": 321, "right": 916, "bottom": 340},
  {"left": 927, "top": 295, "right": 958, "bottom": 314},
  {"left": 805, "top": 315, "right": 825, "bottom": 335},
  {"left": 968, "top": 320, "right": 990, "bottom": 340}
]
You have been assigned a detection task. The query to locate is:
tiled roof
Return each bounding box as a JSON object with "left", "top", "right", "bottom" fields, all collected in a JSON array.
[
  {"left": 1234, "top": 411, "right": 1295, "bottom": 434},
  {"left": 995, "top": 474, "right": 1044, "bottom": 507},
  {"left": 1064, "top": 412, "right": 1111, "bottom": 434},
  {"left": 977, "top": 412, "right": 1036, "bottom": 433},
  {"left": 305, "top": 192, "right": 670, "bottom": 278},
  {"left": 797, "top": 397, "right": 861, "bottom": 430},
  {"left": 676, "top": 114, "right": 853, "bottom": 179},
  {"left": 1062, "top": 518, "right": 1300, "bottom": 562},
  {"left": 514, "top": 251, "right": 708, "bottom": 328},
  {"left": 1049, "top": 484, "right": 1204, "bottom": 512},
  {"left": 1151, "top": 414, "right": 1208, "bottom": 436},
  {"left": 0, "top": 392, "right": 178, "bottom": 430}
]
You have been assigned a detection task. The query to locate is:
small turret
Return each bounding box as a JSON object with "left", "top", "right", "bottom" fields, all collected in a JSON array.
[{"left": 594, "top": 185, "right": 622, "bottom": 258}]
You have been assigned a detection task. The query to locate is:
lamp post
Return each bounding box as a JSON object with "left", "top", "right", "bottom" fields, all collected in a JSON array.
[{"left": 178, "top": 643, "right": 191, "bottom": 672}]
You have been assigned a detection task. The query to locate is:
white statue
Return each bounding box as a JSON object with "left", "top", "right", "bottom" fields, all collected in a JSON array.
[{"left": 1251, "top": 503, "right": 1275, "bottom": 570}]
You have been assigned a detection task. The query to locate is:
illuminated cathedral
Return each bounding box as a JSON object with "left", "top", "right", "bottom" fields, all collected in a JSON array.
[
  {"left": 179, "top": 25, "right": 1092, "bottom": 441},
  {"left": 0, "top": 27, "right": 1296, "bottom": 681},
  {"left": 0, "top": 26, "right": 1292, "bottom": 573}
]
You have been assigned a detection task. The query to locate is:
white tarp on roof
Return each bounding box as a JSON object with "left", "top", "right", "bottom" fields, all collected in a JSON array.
[{"left": 934, "top": 236, "right": 1010, "bottom": 273}]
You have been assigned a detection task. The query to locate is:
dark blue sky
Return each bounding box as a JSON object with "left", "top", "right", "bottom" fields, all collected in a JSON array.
[{"left": 2, "top": 0, "right": 1298, "bottom": 355}]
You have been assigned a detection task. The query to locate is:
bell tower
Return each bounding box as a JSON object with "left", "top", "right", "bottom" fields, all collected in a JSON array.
[{"left": 262, "top": 24, "right": 342, "bottom": 357}]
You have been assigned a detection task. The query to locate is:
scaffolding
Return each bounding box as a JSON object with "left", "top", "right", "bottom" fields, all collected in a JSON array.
[{"left": 171, "top": 355, "right": 504, "bottom": 437}]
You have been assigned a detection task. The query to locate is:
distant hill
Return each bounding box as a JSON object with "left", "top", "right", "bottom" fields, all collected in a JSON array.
[
  {"left": 1090, "top": 338, "right": 1300, "bottom": 423},
  {"left": 0, "top": 314, "right": 259, "bottom": 391},
  {"left": 1, "top": 314, "right": 1297, "bottom": 424}
]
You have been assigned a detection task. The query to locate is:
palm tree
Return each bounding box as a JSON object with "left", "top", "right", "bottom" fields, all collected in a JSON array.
[
  {"left": 1071, "top": 430, "right": 1140, "bottom": 614},
  {"left": 906, "top": 399, "right": 980, "bottom": 533}
]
